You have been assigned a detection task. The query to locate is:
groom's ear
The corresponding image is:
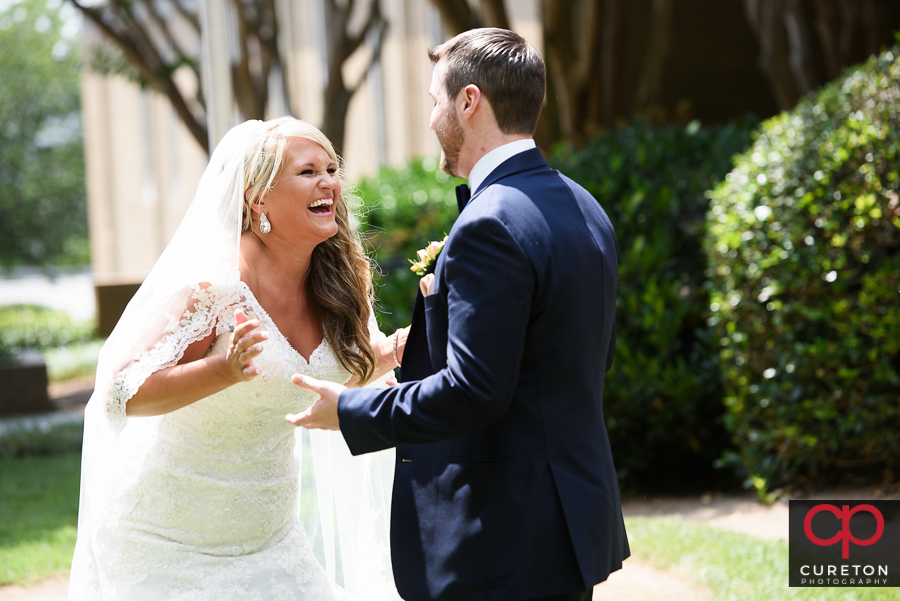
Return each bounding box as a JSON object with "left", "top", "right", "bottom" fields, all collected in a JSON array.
[{"left": 458, "top": 84, "right": 482, "bottom": 118}]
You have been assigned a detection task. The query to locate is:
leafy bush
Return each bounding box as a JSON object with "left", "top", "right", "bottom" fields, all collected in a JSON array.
[
  {"left": 355, "top": 157, "right": 463, "bottom": 333},
  {"left": 0, "top": 0, "right": 88, "bottom": 270},
  {"left": 0, "top": 304, "right": 96, "bottom": 360},
  {"left": 551, "top": 120, "right": 755, "bottom": 489},
  {"left": 43, "top": 340, "right": 103, "bottom": 382},
  {"left": 356, "top": 122, "right": 755, "bottom": 490},
  {"left": 705, "top": 47, "right": 900, "bottom": 492},
  {"left": 0, "top": 415, "right": 83, "bottom": 459}
]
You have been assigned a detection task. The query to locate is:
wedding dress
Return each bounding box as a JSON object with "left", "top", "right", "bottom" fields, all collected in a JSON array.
[{"left": 69, "top": 120, "right": 400, "bottom": 600}]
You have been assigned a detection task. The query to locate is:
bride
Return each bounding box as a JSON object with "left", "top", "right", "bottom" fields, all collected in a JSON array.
[{"left": 69, "top": 118, "right": 407, "bottom": 600}]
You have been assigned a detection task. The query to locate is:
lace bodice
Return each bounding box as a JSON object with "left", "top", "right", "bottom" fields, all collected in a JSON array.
[
  {"left": 106, "top": 282, "right": 349, "bottom": 427},
  {"left": 68, "top": 281, "right": 396, "bottom": 600},
  {"left": 119, "top": 286, "right": 350, "bottom": 551}
]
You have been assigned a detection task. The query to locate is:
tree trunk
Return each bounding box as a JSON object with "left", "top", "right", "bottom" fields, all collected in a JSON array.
[
  {"left": 320, "top": 0, "right": 388, "bottom": 155},
  {"left": 479, "top": 0, "right": 510, "bottom": 29},
  {"left": 429, "top": 0, "right": 483, "bottom": 33},
  {"left": 71, "top": 0, "right": 211, "bottom": 152},
  {"left": 429, "top": 0, "right": 677, "bottom": 147},
  {"left": 68, "top": 0, "right": 381, "bottom": 156},
  {"left": 634, "top": 0, "right": 675, "bottom": 112},
  {"left": 784, "top": 0, "right": 818, "bottom": 96},
  {"left": 745, "top": 0, "right": 900, "bottom": 111},
  {"left": 745, "top": 0, "right": 799, "bottom": 110}
]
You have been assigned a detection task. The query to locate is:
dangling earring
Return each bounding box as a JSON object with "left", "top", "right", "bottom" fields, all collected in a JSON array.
[{"left": 259, "top": 212, "right": 271, "bottom": 234}]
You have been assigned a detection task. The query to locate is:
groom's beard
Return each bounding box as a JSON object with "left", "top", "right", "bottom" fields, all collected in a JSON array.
[{"left": 437, "top": 108, "right": 464, "bottom": 177}]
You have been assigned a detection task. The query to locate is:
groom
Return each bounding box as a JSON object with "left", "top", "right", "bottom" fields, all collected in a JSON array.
[{"left": 291, "top": 28, "right": 629, "bottom": 601}]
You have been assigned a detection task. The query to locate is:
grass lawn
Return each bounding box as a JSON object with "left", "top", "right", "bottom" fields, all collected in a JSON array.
[
  {"left": 0, "top": 452, "right": 81, "bottom": 586},
  {"left": 626, "top": 516, "right": 900, "bottom": 601}
]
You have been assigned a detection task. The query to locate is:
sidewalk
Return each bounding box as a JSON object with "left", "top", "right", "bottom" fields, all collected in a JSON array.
[{"left": 0, "top": 576, "right": 68, "bottom": 601}]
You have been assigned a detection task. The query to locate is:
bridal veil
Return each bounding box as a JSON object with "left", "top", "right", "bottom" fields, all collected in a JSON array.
[{"left": 70, "top": 119, "right": 399, "bottom": 600}]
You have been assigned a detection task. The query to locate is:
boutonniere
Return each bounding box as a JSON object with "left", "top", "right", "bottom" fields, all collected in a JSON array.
[{"left": 410, "top": 235, "right": 448, "bottom": 276}]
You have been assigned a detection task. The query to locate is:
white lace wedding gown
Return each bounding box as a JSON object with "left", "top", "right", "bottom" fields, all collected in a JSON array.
[{"left": 69, "top": 282, "right": 398, "bottom": 601}]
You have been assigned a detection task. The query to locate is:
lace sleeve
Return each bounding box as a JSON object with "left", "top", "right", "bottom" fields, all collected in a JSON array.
[{"left": 106, "top": 282, "right": 244, "bottom": 431}]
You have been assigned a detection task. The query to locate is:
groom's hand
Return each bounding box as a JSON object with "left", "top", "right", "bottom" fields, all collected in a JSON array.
[{"left": 286, "top": 374, "right": 344, "bottom": 430}]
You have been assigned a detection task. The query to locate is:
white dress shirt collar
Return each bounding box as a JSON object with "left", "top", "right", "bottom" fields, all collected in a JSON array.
[{"left": 467, "top": 138, "right": 536, "bottom": 195}]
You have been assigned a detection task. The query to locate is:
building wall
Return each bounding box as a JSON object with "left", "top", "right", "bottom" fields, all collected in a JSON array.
[
  {"left": 80, "top": 0, "right": 542, "bottom": 331},
  {"left": 81, "top": 72, "right": 209, "bottom": 288}
]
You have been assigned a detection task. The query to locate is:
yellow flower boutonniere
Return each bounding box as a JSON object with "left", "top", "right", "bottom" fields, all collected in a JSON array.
[{"left": 410, "top": 235, "right": 448, "bottom": 276}]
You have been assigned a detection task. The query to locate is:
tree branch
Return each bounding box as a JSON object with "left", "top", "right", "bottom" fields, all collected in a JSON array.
[
  {"left": 635, "top": 0, "right": 674, "bottom": 110},
  {"left": 427, "top": 0, "right": 481, "bottom": 36},
  {"left": 259, "top": 0, "right": 279, "bottom": 75},
  {"left": 479, "top": 0, "right": 510, "bottom": 29},
  {"left": 744, "top": 0, "right": 797, "bottom": 110},
  {"left": 231, "top": 0, "right": 261, "bottom": 119},
  {"left": 68, "top": 0, "right": 209, "bottom": 152},
  {"left": 138, "top": 0, "right": 194, "bottom": 64},
  {"left": 837, "top": 0, "right": 861, "bottom": 66},
  {"left": 744, "top": 0, "right": 762, "bottom": 34},
  {"left": 542, "top": 0, "right": 576, "bottom": 140},
  {"left": 109, "top": 0, "right": 166, "bottom": 75},
  {"left": 272, "top": 0, "right": 296, "bottom": 115},
  {"left": 861, "top": 0, "right": 881, "bottom": 57},
  {"left": 783, "top": 0, "right": 818, "bottom": 95},
  {"left": 349, "top": 9, "right": 389, "bottom": 95},
  {"left": 812, "top": 0, "right": 841, "bottom": 79},
  {"left": 600, "top": 0, "right": 620, "bottom": 129},
  {"left": 322, "top": 0, "right": 353, "bottom": 149},
  {"left": 171, "top": 0, "right": 201, "bottom": 33},
  {"left": 573, "top": 0, "right": 601, "bottom": 88}
]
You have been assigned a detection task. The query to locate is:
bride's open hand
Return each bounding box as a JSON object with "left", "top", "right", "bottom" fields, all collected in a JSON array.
[{"left": 226, "top": 309, "right": 268, "bottom": 381}]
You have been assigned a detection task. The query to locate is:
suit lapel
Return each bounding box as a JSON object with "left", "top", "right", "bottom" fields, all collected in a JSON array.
[
  {"left": 399, "top": 260, "right": 437, "bottom": 383},
  {"left": 403, "top": 148, "right": 548, "bottom": 382}
]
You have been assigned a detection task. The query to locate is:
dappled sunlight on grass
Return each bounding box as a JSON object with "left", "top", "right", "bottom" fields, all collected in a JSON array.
[
  {"left": 625, "top": 516, "right": 899, "bottom": 601},
  {"left": 0, "top": 453, "right": 80, "bottom": 585},
  {"left": 0, "top": 525, "right": 77, "bottom": 585}
]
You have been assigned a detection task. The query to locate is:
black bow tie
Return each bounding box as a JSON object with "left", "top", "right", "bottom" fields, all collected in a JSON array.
[{"left": 456, "top": 184, "right": 471, "bottom": 214}]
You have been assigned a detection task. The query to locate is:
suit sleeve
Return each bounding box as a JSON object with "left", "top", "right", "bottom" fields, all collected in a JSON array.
[{"left": 338, "top": 212, "right": 534, "bottom": 455}]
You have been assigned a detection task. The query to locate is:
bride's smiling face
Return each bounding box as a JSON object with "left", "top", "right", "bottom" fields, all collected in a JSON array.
[{"left": 261, "top": 138, "right": 341, "bottom": 246}]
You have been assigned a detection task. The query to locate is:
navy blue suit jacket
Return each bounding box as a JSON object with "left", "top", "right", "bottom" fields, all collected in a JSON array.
[{"left": 339, "top": 148, "right": 629, "bottom": 600}]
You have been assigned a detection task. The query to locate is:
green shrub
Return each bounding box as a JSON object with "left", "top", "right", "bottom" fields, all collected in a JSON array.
[
  {"left": 356, "top": 122, "right": 755, "bottom": 489},
  {"left": 551, "top": 120, "right": 756, "bottom": 489},
  {"left": 0, "top": 304, "right": 96, "bottom": 360},
  {"left": 706, "top": 48, "right": 900, "bottom": 492},
  {"left": 355, "top": 157, "right": 463, "bottom": 333},
  {"left": 43, "top": 339, "right": 103, "bottom": 382},
  {"left": 0, "top": 0, "right": 88, "bottom": 270},
  {"left": 0, "top": 415, "right": 83, "bottom": 459}
]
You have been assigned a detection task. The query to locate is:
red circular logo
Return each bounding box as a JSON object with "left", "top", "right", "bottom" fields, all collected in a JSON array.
[{"left": 804, "top": 504, "right": 884, "bottom": 559}]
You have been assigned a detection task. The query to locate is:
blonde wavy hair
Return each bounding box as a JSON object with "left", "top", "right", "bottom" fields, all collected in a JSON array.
[{"left": 241, "top": 117, "right": 375, "bottom": 384}]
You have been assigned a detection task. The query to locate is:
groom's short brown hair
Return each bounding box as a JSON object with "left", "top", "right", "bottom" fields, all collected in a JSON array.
[{"left": 429, "top": 28, "right": 545, "bottom": 136}]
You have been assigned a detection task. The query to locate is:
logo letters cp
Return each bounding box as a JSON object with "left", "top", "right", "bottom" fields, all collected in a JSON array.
[{"left": 804, "top": 504, "right": 884, "bottom": 559}]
